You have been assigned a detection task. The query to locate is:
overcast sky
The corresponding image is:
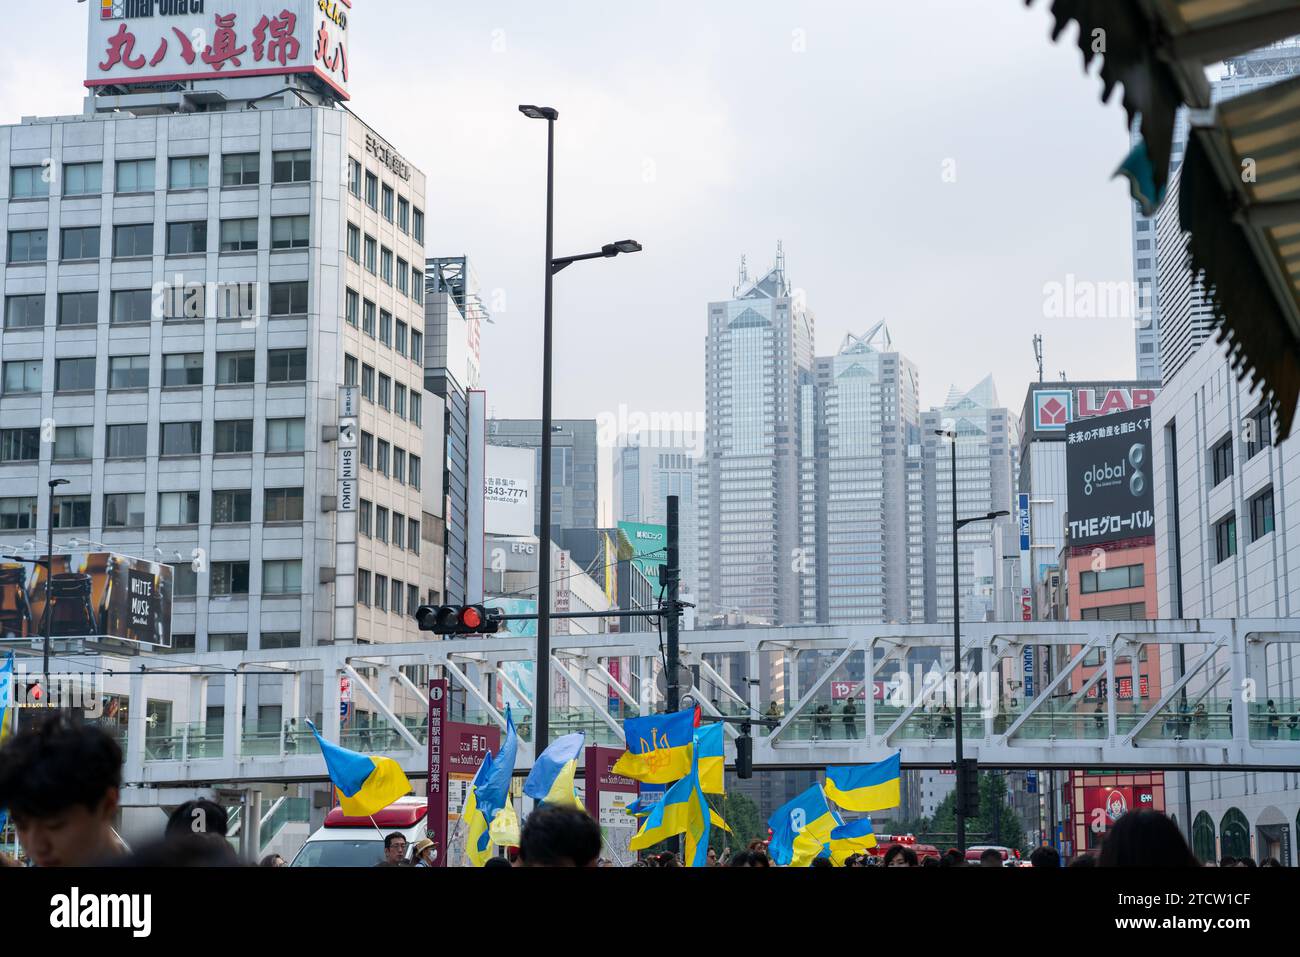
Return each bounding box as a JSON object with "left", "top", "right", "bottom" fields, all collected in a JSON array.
[{"left": 6, "top": 1, "right": 1141, "bottom": 430}]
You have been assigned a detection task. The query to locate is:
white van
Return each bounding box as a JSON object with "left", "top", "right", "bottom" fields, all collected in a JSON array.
[{"left": 290, "top": 796, "right": 430, "bottom": 867}]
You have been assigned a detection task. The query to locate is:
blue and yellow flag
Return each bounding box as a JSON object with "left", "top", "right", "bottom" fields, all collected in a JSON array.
[
  {"left": 305, "top": 719, "right": 411, "bottom": 817},
  {"left": 825, "top": 752, "right": 901, "bottom": 812},
  {"left": 828, "top": 817, "right": 877, "bottom": 865},
  {"left": 628, "top": 728, "right": 729, "bottom": 866},
  {"left": 612, "top": 707, "right": 694, "bottom": 784},
  {"left": 694, "top": 720, "right": 725, "bottom": 795},
  {"left": 523, "top": 731, "right": 585, "bottom": 809},
  {"left": 465, "top": 708, "right": 519, "bottom": 866},
  {"left": 767, "top": 783, "right": 840, "bottom": 867},
  {"left": 0, "top": 651, "right": 15, "bottom": 745}
]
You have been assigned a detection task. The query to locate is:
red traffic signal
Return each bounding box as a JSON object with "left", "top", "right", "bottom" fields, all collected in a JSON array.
[{"left": 415, "top": 604, "right": 502, "bottom": 636}]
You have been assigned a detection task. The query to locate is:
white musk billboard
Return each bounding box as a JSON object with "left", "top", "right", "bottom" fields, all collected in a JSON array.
[{"left": 1065, "top": 406, "right": 1154, "bottom": 547}]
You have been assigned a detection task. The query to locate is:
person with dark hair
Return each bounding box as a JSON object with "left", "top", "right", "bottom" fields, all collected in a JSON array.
[
  {"left": 0, "top": 713, "right": 126, "bottom": 867},
  {"left": 921, "top": 856, "right": 941, "bottom": 868},
  {"left": 978, "top": 848, "right": 1003, "bottom": 867},
  {"left": 484, "top": 855, "right": 512, "bottom": 869},
  {"left": 1219, "top": 855, "right": 1237, "bottom": 868},
  {"left": 1069, "top": 854, "right": 1096, "bottom": 867},
  {"left": 811, "top": 856, "right": 834, "bottom": 868},
  {"left": 941, "top": 847, "right": 968, "bottom": 867},
  {"left": 380, "top": 832, "right": 408, "bottom": 865},
  {"left": 1098, "top": 810, "right": 1199, "bottom": 867},
  {"left": 1029, "top": 845, "right": 1061, "bottom": 868},
  {"left": 518, "top": 805, "right": 602, "bottom": 867},
  {"left": 260, "top": 853, "right": 287, "bottom": 867},
  {"left": 882, "top": 844, "right": 918, "bottom": 867},
  {"left": 116, "top": 833, "right": 239, "bottom": 867},
  {"left": 165, "top": 799, "right": 229, "bottom": 840},
  {"left": 1237, "top": 856, "right": 1257, "bottom": 868},
  {"left": 727, "top": 850, "right": 754, "bottom": 867},
  {"left": 1261, "top": 857, "right": 1283, "bottom": 868},
  {"left": 1266, "top": 700, "right": 1279, "bottom": 740}
]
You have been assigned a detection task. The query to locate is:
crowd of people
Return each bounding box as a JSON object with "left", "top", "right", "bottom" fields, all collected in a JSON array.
[{"left": 0, "top": 713, "right": 1284, "bottom": 868}]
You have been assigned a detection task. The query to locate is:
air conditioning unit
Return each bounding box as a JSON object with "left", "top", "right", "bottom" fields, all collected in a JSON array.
[{"left": 319, "top": 566, "right": 336, "bottom": 584}]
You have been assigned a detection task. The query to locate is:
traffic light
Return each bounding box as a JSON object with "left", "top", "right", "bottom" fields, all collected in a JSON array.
[
  {"left": 414, "top": 604, "right": 502, "bottom": 635},
  {"left": 957, "top": 758, "right": 980, "bottom": 817},
  {"left": 735, "top": 728, "right": 753, "bottom": 779}
]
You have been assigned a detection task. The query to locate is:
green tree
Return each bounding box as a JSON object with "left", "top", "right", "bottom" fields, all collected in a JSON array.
[
  {"left": 927, "top": 773, "right": 1027, "bottom": 851},
  {"left": 708, "top": 790, "right": 763, "bottom": 854}
]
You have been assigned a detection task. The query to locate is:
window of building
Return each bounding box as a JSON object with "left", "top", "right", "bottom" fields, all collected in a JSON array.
[
  {"left": 213, "top": 489, "right": 252, "bottom": 524},
  {"left": 104, "top": 423, "right": 146, "bottom": 458},
  {"left": 375, "top": 574, "right": 388, "bottom": 611},
  {"left": 113, "top": 223, "right": 154, "bottom": 258},
  {"left": 413, "top": 208, "right": 424, "bottom": 243},
  {"left": 211, "top": 562, "right": 251, "bottom": 596},
  {"left": 375, "top": 506, "right": 388, "bottom": 543},
  {"left": 108, "top": 355, "right": 149, "bottom": 390},
  {"left": 394, "top": 321, "right": 407, "bottom": 355},
  {"left": 380, "top": 247, "right": 393, "bottom": 284},
  {"left": 349, "top": 157, "right": 362, "bottom": 197},
  {"left": 8, "top": 229, "right": 47, "bottom": 263},
  {"left": 360, "top": 431, "right": 373, "bottom": 468},
  {"left": 378, "top": 373, "right": 390, "bottom": 410},
  {"left": 10, "top": 166, "right": 49, "bottom": 199},
  {"left": 357, "top": 569, "right": 370, "bottom": 606},
  {"left": 53, "top": 495, "right": 91, "bottom": 529},
  {"left": 392, "top": 511, "right": 404, "bottom": 548},
  {"left": 358, "top": 499, "right": 372, "bottom": 537},
  {"left": 208, "top": 632, "right": 247, "bottom": 651},
  {"left": 1244, "top": 403, "right": 1273, "bottom": 460},
  {"left": 53, "top": 426, "right": 93, "bottom": 461},
  {"left": 271, "top": 215, "right": 309, "bottom": 249},
  {"left": 166, "top": 221, "right": 207, "bottom": 255},
  {"left": 364, "top": 234, "right": 376, "bottom": 273},
  {"left": 57, "top": 291, "right": 98, "bottom": 327},
  {"left": 162, "top": 353, "right": 203, "bottom": 388},
  {"left": 398, "top": 196, "right": 409, "bottom": 232},
  {"left": 410, "top": 330, "right": 423, "bottom": 363},
  {"left": 362, "top": 299, "right": 376, "bottom": 337},
  {"left": 379, "top": 309, "right": 392, "bottom": 346},
  {"left": 365, "top": 171, "right": 378, "bottom": 209},
  {"left": 344, "top": 287, "right": 359, "bottom": 328},
  {"left": 219, "top": 218, "right": 258, "bottom": 252},
  {"left": 267, "top": 349, "right": 307, "bottom": 383},
  {"left": 408, "top": 454, "right": 421, "bottom": 490},
  {"left": 411, "top": 270, "right": 423, "bottom": 305},
  {"left": 0, "top": 497, "right": 38, "bottom": 530},
  {"left": 347, "top": 223, "right": 360, "bottom": 262},
  {"left": 273, "top": 149, "right": 310, "bottom": 184},
  {"left": 407, "top": 583, "right": 419, "bottom": 613},
  {"left": 1214, "top": 513, "right": 1237, "bottom": 564},
  {"left": 267, "top": 418, "right": 305, "bottom": 453},
  {"left": 391, "top": 579, "right": 403, "bottom": 616},
  {"left": 116, "top": 158, "right": 155, "bottom": 193},
  {"left": 1080, "top": 564, "right": 1144, "bottom": 594},
  {"left": 261, "top": 631, "right": 300, "bottom": 649},
  {"left": 263, "top": 556, "right": 304, "bottom": 595},
  {"left": 160, "top": 422, "right": 201, "bottom": 456},
  {"left": 5, "top": 294, "right": 44, "bottom": 329},
  {"left": 158, "top": 491, "right": 200, "bottom": 526},
  {"left": 56, "top": 357, "right": 96, "bottom": 392},
  {"left": 1211, "top": 435, "right": 1234, "bottom": 487},
  {"left": 0, "top": 428, "right": 39, "bottom": 463},
  {"left": 1249, "top": 487, "right": 1274, "bottom": 542},
  {"left": 382, "top": 184, "right": 394, "bottom": 221},
  {"left": 60, "top": 226, "right": 100, "bottom": 261},
  {"left": 269, "top": 281, "right": 308, "bottom": 316},
  {"left": 344, "top": 354, "right": 358, "bottom": 387},
  {"left": 168, "top": 156, "right": 209, "bottom": 189},
  {"left": 394, "top": 383, "right": 406, "bottom": 419},
  {"left": 408, "top": 519, "right": 420, "bottom": 555},
  {"left": 222, "top": 153, "right": 260, "bottom": 187},
  {"left": 103, "top": 492, "right": 145, "bottom": 528},
  {"left": 265, "top": 488, "right": 304, "bottom": 523},
  {"left": 396, "top": 258, "right": 408, "bottom": 295},
  {"left": 63, "top": 162, "right": 103, "bottom": 197},
  {"left": 214, "top": 419, "right": 254, "bottom": 454},
  {"left": 111, "top": 289, "right": 152, "bottom": 325},
  {"left": 216, "top": 351, "right": 255, "bottom": 385},
  {"left": 376, "top": 440, "right": 390, "bottom": 476},
  {"left": 392, "top": 447, "right": 405, "bottom": 484},
  {"left": 361, "top": 364, "right": 374, "bottom": 401}
]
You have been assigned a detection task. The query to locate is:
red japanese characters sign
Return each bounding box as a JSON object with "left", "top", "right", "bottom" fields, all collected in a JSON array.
[{"left": 87, "top": 1, "right": 351, "bottom": 100}]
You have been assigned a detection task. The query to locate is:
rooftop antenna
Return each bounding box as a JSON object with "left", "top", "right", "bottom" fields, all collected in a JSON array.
[{"left": 1032, "top": 334, "right": 1044, "bottom": 383}]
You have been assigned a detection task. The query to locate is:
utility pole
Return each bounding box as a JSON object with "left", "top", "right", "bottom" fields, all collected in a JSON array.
[{"left": 665, "top": 495, "right": 681, "bottom": 714}]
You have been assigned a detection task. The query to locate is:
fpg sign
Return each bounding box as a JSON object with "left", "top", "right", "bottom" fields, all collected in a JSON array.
[{"left": 1033, "top": 387, "right": 1158, "bottom": 433}]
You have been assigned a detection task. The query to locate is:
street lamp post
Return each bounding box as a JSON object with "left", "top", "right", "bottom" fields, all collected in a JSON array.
[
  {"left": 519, "top": 104, "right": 641, "bottom": 753},
  {"left": 43, "top": 477, "right": 70, "bottom": 705},
  {"left": 936, "top": 427, "right": 1008, "bottom": 850}
]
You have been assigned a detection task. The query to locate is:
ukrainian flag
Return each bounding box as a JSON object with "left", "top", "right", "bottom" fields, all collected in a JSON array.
[
  {"left": 828, "top": 817, "right": 877, "bottom": 865},
  {"left": 694, "top": 720, "right": 725, "bottom": 795},
  {"left": 464, "top": 708, "right": 519, "bottom": 866},
  {"left": 767, "top": 783, "right": 840, "bottom": 867},
  {"left": 612, "top": 707, "right": 694, "bottom": 784},
  {"left": 825, "top": 752, "right": 901, "bottom": 812},
  {"left": 0, "top": 652, "right": 14, "bottom": 745},
  {"left": 523, "top": 731, "right": 585, "bottom": 809},
  {"left": 628, "top": 732, "right": 729, "bottom": 866},
  {"left": 305, "top": 719, "right": 412, "bottom": 817}
]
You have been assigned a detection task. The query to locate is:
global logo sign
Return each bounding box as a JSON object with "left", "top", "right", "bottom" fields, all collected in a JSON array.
[
  {"left": 1033, "top": 391, "right": 1072, "bottom": 431},
  {"left": 1105, "top": 788, "right": 1128, "bottom": 823}
]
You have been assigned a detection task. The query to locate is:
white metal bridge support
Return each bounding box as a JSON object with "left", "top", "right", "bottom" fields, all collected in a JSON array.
[{"left": 39, "top": 618, "right": 1294, "bottom": 788}]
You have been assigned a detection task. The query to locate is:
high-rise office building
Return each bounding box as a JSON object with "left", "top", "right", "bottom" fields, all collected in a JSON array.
[
  {"left": 0, "top": 5, "right": 435, "bottom": 652},
  {"left": 613, "top": 439, "right": 700, "bottom": 596},
  {"left": 485, "top": 419, "right": 598, "bottom": 541},
  {"left": 1133, "top": 40, "right": 1300, "bottom": 380},
  {"left": 698, "top": 247, "right": 813, "bottom": 625}
]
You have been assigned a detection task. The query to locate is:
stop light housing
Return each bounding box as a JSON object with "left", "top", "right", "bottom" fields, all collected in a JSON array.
[
  {"left": 415, "top": 604, "right": 503, "bottom": 636},
  {"left": 957, "top": 758, "right": 980, "bottom": 817},
  {"left": 735, "top": 731, "right": 753, "bottom": 779}
]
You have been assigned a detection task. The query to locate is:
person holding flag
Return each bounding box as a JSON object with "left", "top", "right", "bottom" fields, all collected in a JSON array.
[{"left": 462, "top": 707, "right": 519, "bottom": 866}]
